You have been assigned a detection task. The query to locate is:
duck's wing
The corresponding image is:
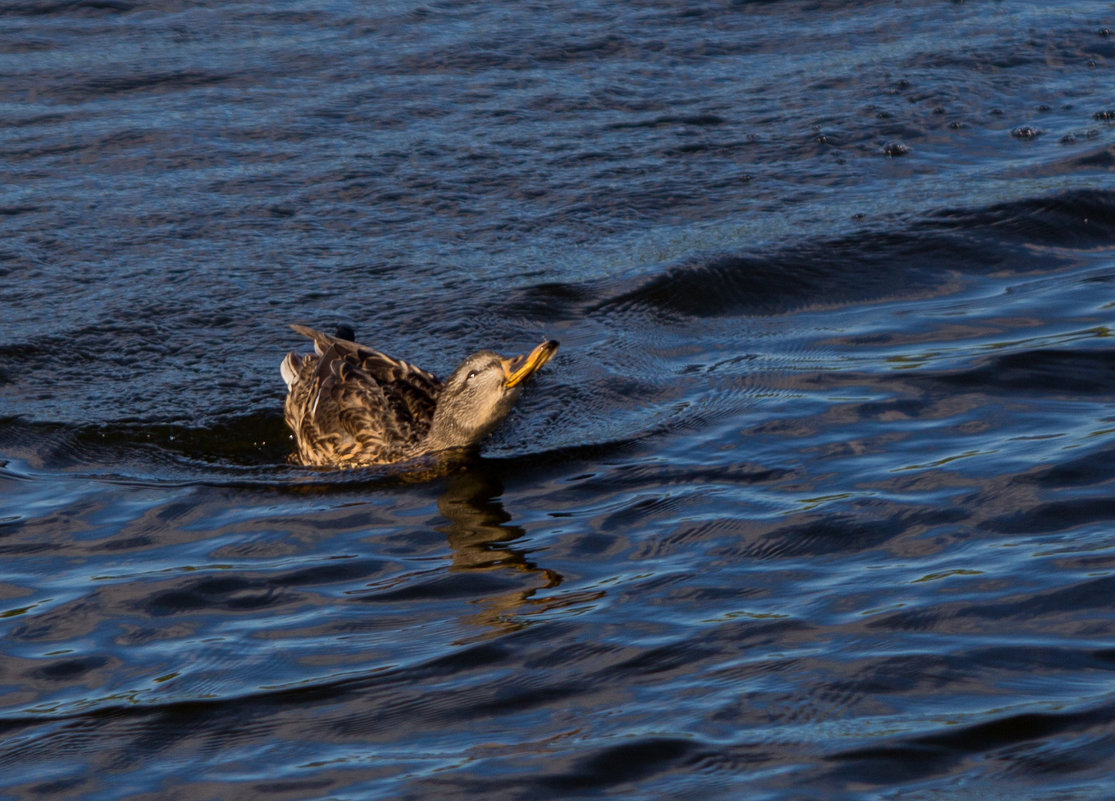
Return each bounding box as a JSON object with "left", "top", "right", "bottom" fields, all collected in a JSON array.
[
  {"left": 282, "top": 325, "right": 443, "bottom": 466},
  {"left": 288, "top": 325, "right": 443, "bottom": 411}
]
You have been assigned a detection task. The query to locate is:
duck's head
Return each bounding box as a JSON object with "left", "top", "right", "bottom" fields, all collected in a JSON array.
[{"left": 425, "top": 339, "right": 559, "bottom": 452}]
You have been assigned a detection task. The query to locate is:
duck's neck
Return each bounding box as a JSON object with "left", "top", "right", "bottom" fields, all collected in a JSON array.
[
  {"left": 420, "top": 392, "right": 517, "bottom": 455},
  {"left": 422, "top": 411, "right": 473, "bottom": 453}
]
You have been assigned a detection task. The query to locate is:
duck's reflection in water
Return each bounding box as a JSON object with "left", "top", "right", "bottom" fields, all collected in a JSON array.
[{"left": 436, "top": 465, "right": 562, "bottom": 637}]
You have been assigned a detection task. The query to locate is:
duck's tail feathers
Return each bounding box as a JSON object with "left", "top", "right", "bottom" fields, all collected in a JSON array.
[{"left": 289, "top": 323, "right": 333, "bottom": 355}]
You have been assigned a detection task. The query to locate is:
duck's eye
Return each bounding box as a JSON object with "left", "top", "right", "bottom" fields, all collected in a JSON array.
[{"left": 466, "top": 369, "right": 479, "bottom": 381}]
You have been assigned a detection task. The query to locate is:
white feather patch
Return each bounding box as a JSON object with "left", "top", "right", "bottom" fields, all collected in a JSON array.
[{"left": 280, "top": 353, "right": 299, "bottom": 389}]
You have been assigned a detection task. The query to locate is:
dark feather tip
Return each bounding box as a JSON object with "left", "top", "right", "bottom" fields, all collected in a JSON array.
[{"left": 334, "top": 324, "right": 356, "bottom": 341}]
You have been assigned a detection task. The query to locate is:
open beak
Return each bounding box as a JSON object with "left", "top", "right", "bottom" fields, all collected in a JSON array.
[{"left": 503, "top": 340, "right": 559, "bottom": 388}]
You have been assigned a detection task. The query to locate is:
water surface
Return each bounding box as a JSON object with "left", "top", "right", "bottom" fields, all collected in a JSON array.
[{"left": 3, "top": 1, "right": 1115, "bottom": 798}]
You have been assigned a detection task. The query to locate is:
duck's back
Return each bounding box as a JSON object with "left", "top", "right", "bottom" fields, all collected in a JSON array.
[{"left": 282, "top": 326, "right": 443, "bottom": 466}]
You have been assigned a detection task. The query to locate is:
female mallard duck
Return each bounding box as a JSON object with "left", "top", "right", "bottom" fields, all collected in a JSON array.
[{"left": 281, "top": 324, "right": 558, "bottom": 467}]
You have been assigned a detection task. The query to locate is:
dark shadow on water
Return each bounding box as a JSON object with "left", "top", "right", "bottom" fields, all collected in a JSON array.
[
  {"left": 512, "top": 187, "right": 1115, "bottom": 322},
  {"left": 0, "top": 407, "right": 647, "bottom": 496}
]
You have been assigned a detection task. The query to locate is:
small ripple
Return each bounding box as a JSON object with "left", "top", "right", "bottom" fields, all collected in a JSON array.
[
  {"left": 536, "top": 737, "right": 705, "bottom": 792},
  {"left": 925, "top": 347, "right": 1115, "bottom": 397},
  {"left": 827, "top": 704, "right": 1115, "bottom": 787}
]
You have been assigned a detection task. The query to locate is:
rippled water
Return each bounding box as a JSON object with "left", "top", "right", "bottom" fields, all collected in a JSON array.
[{"left": 3, "top": 1, "right": 1115, "bottom": 798}]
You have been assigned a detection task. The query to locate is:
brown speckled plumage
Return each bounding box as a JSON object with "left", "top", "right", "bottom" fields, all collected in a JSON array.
[{"left": 281, "top": 325, "right": 558, "bottom": 468}]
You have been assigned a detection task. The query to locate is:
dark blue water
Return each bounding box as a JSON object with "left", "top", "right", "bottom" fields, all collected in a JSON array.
[{"left": 3, "top": 1, "right": 1115, "bottom": 798}]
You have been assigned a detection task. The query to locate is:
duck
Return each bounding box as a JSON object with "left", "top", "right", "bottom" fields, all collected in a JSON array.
[{"left": 281, "top": 324, "right": 559, "bottom": 467}]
